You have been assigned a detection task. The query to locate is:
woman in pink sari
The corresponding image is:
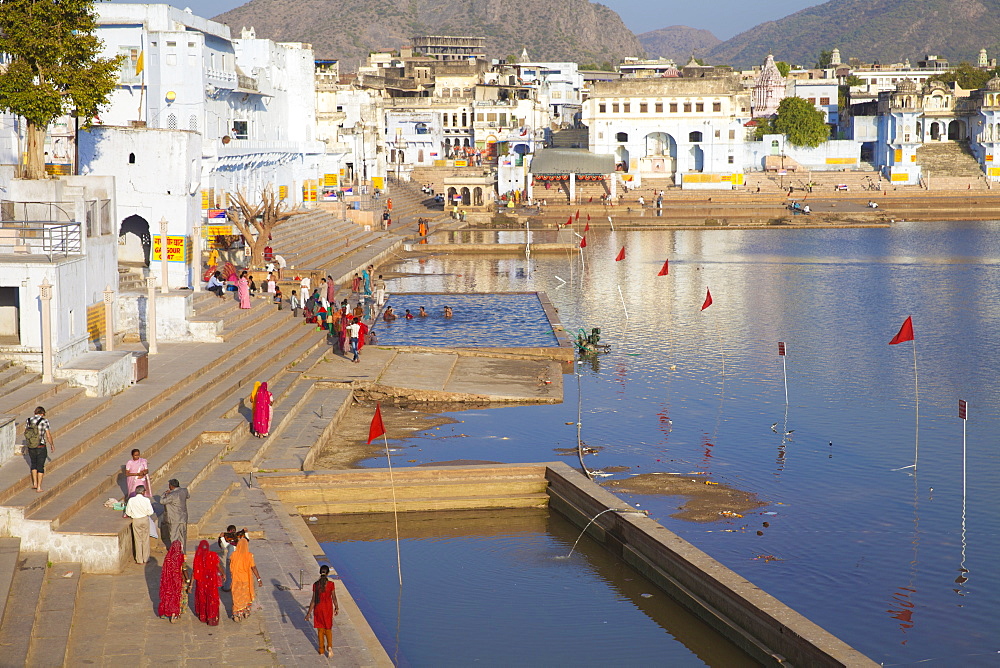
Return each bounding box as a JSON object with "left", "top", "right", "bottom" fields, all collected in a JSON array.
[
  {"left": 237, "top": 271, "right": 251, "bottom": 309},
  {"left": 252, "top": 382, "right": 273, "bottom": 438},
  {"left": 125, "top": 448, "right": 151, "bottom": 497}
]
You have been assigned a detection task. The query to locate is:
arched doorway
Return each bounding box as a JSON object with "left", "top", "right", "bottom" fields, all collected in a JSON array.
[
  {"left": 691, "top": 145, "right": 704, "bottom": 172},
  {"left": 643, "top": 132, "right": 676, "bottom": 175},
  {"left": 447, "top": 187, "right": 458, "bottom": 205},
  {"left": 948, "top": 119, "right": 965, "bottom": 141},
  {"left": 615, "top": 146, "right": 630, "bottom": 171},
  {"left": 930, "top": 122, "right": 941, "bottom": 141},
  {"left": 473, "top": 187, "right": 483, "bottom": 206},
  {"left": 460, "top": 187, "right": 471, "bottom": 205},
  {"left": 119, "top": 214, "right": 151, "bottom": 266}
]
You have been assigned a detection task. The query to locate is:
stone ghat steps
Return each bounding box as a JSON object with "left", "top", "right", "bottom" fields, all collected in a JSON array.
[
  {"left": 0, "top": 361, "right": 40, "bottom": 399},
  {"left": 0, "top": 547, "right": 49, "bottom": 667},
  {"left": 917, "top": 142, "right": 984, "bottom": 177},
  {"left": 0, "top": 303, "right": 292, "bottom": 530},
  {"left": 0, "top": 377, "right": 86, "bottom": 425},
  {"left": 17, "top": 309, "right": 317, "bottom": 533},
  {"left": 270, "top": 211, "right": 387, "bottom": 274},
  {"left": 53, "top": 330, "right": 331, "bottom": 570}
]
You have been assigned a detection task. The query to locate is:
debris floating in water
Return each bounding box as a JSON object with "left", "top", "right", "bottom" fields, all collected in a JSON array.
[{"left": 640, "top": 593, "right": 653, "bottom": 598}]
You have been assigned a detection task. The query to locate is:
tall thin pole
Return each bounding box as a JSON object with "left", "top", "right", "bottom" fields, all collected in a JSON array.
[
  {"left": 779, "top": 342, "right": 788, "bottom": 405},
  {"left": 617, "top": 284, "right": 628, "bottom": 320},
  {"left": 912, "top": 339, "right": 919, "bottom": 470},
  {"left": 959, "top": 399, "right": 968, "bottom": 588},
  {"left": 382, "top": 432, "right": 402, "bottom": 586}
]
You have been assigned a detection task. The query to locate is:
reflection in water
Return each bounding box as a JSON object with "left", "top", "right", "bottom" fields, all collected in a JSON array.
[
  {"left": 379, "top": 223, "right": 1000, "bottom": 664},
  {"left": 887, "top": 472, "right": 921, "bottom": 643}
]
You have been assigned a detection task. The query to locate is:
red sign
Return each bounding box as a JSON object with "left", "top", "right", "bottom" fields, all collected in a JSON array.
[
  {"left": 778, "top": 342, "right": 786, "bottom": 356},
  {"left": 959, "top": 399, "right": 967, "bottom": 420}
]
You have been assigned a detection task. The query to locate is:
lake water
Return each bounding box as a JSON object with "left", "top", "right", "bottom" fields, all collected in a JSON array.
[
  {"left": 315, "top": 509, "right": 756, "bottom": 667},
  {"left": 358, "top": 221, "right": 1000, "bottom": 666}
]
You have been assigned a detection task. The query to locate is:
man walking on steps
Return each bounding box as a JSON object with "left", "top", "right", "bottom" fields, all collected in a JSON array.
[
  {"left": 24, "top": 406, "right": 54, "bottom": 493},
  {"left": 162, "top": 479, "right": 189, "bottom": 552},
  {"left": 347, "top": 317, "right": 362, "bottom": 363}
]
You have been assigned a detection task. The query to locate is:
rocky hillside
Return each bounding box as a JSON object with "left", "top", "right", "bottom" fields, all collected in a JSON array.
[
  {"left": 708, "top": 0, "right": 1000, "bottom": 68},
  {"left": 215, "top": 0, "right": 644, "bottom": 68},
  {"left": 638, "top": 26, "right": 720, "bottom": 62}
]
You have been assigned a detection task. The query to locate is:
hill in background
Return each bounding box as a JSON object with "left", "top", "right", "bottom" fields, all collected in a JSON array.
[
  {"left": 707, "top": 0, "right": 1000, "bottom": 68},
  {"left": 214, "top": 0, "right": 644, "bottom": 68},
  {"left": 638, "top": 26, "right": 721, "bottom": 62}
]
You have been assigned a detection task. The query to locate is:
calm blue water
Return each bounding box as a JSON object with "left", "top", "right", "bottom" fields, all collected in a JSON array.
[
  {"left": 364, "top": 222, "right": 1000, "bottom": 667},
  {"left": 317, "top": 510, "right": 754, "bottom": 667},
  {"left": 372, "top": 293, "right": 558, "bottom": 347}
]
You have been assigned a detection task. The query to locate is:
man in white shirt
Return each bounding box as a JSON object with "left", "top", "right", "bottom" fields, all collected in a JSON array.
[
  {"left": 274, "top": 255, "right": 286, "bottom": 279},
  {"left": 347, "top": 319, "right": 362, "bottom": 363},
  {"left": 299, "top": 275, "right": 311, "bottom": 306},
  {"left": 124, "top": 485, "right": 155, "bottom": 564}
]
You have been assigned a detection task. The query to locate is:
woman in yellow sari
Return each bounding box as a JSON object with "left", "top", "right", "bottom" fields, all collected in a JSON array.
[{"left": 230, "top": 536, "right": 262, "bottom": 621}]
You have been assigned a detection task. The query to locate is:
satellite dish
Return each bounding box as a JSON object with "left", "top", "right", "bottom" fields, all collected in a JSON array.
[{"left": 221, "top": 135, "right": 232, "bottom": 144}]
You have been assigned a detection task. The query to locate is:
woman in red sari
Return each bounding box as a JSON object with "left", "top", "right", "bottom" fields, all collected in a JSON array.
[
  {"left": 304, "top": 565, "right": 339, "bottom": 657},
  {"left": 252, "top": 381, "right": 273, "bottom": 438},
  {"left": 158, "top": 540, "right": 188, "bottom": 623},
  {"left": 193, "top": 540, "right": 223, "bottom": 625}
]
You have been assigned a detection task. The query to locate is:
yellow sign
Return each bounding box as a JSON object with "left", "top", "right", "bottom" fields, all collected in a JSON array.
[
  {"left": 201, "top": 189, "right": 211, "bottom": 209},
  {"left": 372, "top": 177, "right": 384, "bottom": 190},
  {"left": 204, "top": 225, "right": 234, "bottom": 237},
  {"left": 302, "top": 180, "right": 317, "bottom": 202},
  {"left": 86, "top": 302, "right": 105, "bottom": 343},
  {"left": 279, "top": 185, "right": 288, "bottom": 199},
  {"left": 894, "top": 149, "right": 903, "bottom": 162},
  {"left": 890, "top": 172, "right": 910, "bottom": 182},
  {"left": 324, "top": 173, "right": 338, "bottom": 187},
  {"left": 825, "top": 157, "right": 857, "bottom": 165},
  {"left": 153, "top": 235, "right": 188, "bottom": 262},
  {"left": 455, "top": 160, "right": 468, "bottom": 167},
  {"left": 989, "top": 167, "right": 1000, "bottom": 177}
]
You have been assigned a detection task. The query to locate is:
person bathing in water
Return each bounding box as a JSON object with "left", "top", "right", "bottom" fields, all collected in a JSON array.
[
  {"left": 418, "top": 306, "right": 428, "bottom": 317},
  {"left": 404, "top": 309, "right": 414, "bottom": 320},
  {"left": 383, "top": 306, "right": 397, "bottom": 322},
  {"left": 443, "top": 306, "right": 453, "bottom": 318}
]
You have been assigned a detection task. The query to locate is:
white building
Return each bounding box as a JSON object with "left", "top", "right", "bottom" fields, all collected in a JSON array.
[{"left": 76, "top": 4, "right": 328, "bottom": 287}]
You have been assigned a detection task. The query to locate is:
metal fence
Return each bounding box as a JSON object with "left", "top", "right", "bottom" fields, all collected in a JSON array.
[{"left": 0, "top": 201, "right": 83, "bottom": 259}]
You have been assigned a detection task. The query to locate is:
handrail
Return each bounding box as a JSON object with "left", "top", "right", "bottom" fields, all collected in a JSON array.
[{"left": 0, "top": 220, "right": 83, "bottom": 260}]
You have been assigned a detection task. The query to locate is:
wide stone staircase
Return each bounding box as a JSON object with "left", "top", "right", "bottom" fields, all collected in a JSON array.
[
  {"left": 550, "top": 128, "right": 589, "bottom": 149},
  {"left": 917, "top": 141, "right": 989, "bottom": 189},
  {"left": 0, "top": 210, "right": 408, "bottom": 665}
]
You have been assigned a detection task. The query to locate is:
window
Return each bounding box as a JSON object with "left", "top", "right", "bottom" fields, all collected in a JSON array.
[
  {"left": 714, "top": 130, "right": 720, "bottom": 138},
  {"left": 612, "top": 103, "right": 619, "bottom": 113},
  {"left": 118, "top": 47, "right": 142, "bottom": 84},
  {"left": 189, "top": 115, "right": 198, "bottom": 131},
  {"left": 499, "top": 113, "right": 507, "bottom": 126},
  {"left": 669, "top": 103, "right": 677, "bottom": 112},
  {"left": 728, "top": 155, "right": 734, "bottom": 164},
  {"left": 487, "top": 112, "right": 497, "bottom": 122},
  {"left": 166, "top": 41, "right": 176, "bottom": 47},
  {"left": 128, "top": 153, "right": 136, "bottom": 164},
  {"left": 820, "top": 97, "right": 830, "bottom": 105},
  {"left": 713, "top": 102, "right": 721, "bottom": 112},
  {"left": 232, "top": 120, "right": 248, "bottom": 138},
  {"left": 683, "top": 103, "right": 692, "bottom": 112},
  {"left": 639, "top": 103, "right": 647, "bottom": 113},
  {"left": 597, "top": 132, "right": 603, "bottom": 139},
  {"left": 689, "top": 131, "right": 702, "bottom": 142},
  {"left": 808, "top": 98, "right": 816, "bottom": 104},
  {"left": 444, "top": 114, "right": 449, "bottom": 127},
  {"left": 599, "top": 103, "right": 606, "bottom": 113},
  {"left": 616, "top": 132, "right": 628, "bottom": 142},
  {"left": 622, "top": 103, "right": 630, "bottom": 113},
  {"left": 655, "top": 102, "right": 663, "bottom": 113},
  {"left": 729, "top": 129, "right": 736, "bottom": 139},
  {"left": 696, "top": 102, "right": 704, "bottom": 112}
]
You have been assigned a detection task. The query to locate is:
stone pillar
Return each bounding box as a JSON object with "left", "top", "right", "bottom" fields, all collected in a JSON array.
[
  {"left": 39, "top": 279, "right": 53, "bottom": 384},
  {"left": 527, "top": 176, "right": 534, "bottom": 202},
  {"left": 146, "top": 277, "right": 158, "bottom": 355},
  {"left": 610, "top": 173, "right": 617, "bottom": 200},
  {"left": 102, "top": 284, "right": 115, "bottom": 352},
  {"left": 159, "top": 217, "right": 170, "bottom": 294},
  {"left": 569, "top": 173, "right": 576, "bottom": 204},
  {"left": 192, "top": 225, "right": 202, "bottom": 292}
]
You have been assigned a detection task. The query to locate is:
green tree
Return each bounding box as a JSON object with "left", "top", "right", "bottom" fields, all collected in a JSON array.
[
  {"left": 937, "top": 62, "right": 991, "bottom": 90},
  {"left": 843, "top": 74, "right": 864, "bottom": 87},
  {"left": 775, "top": 61, "right": 791, "bottom": 77},
  {"left": 0, "top": 0, "right": 122, "bottom": 179},
  {"left": 752, "top": 117, "right": 776, "bottom": 140},
  {"left": 773, "top": 97, "right": 829, "bottom": 148},
  {"left": 814, "top": 50, "right": 833, "bottom": 69}
]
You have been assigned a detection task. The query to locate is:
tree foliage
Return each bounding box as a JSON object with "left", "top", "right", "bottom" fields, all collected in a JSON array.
[
  {"left": 936, "top": 62, "right": 1000, "bottom": 90},
  {"left": 752, "top": 117, "right": 775, "bottom": 140},
  {"left": 843, "top": 74, "right": 864, "bottom": 87},
  {"left": 774, "top": 61, "right": 791, "bottom": 77},
  {"left": 228, "top": 186, "right": 295, "bottom": 267},
  {"left": 814, "top": 49, "right": 833, "bottom": 69},
  {"left": 0, "top": 0, "right": 123, "bottom": 179},
  {"left": 773, "top": 97, "right": 830, "bottom": 148}
]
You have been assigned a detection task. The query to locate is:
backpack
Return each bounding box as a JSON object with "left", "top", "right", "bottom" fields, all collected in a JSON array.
[{"left": 24, "top": 417, "right": 42, "bottom": 448}]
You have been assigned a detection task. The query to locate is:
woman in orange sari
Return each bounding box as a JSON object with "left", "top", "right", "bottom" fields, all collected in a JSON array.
[{"left": 230, "top": 536, "right": 262, "bottom": 621}]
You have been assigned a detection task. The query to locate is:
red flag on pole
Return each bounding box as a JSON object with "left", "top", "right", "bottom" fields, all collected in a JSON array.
[
  {"left": 588, "top": 196, "right": 593, "bottom": 203},
  {"left": 565, "top": 216, "right": 573, "bottom": 226},
  {"left": 575, "top": 210, "right": 580, "bottom": 220},
  {"left": 615, "top": 246, "right": 625, "bottom": 261},
  {"left": 584, "top": 222, "right": 590, "bottom": 232},
  {"left": 367, "top": 403, "right": 386, "bottom": 444},
  {"left": 580, "top": 236, "right": 587, "bottom": 248},
  {"left": 701, "top": 288, "right": 713, "bottom": 310},
  {"left": 587, "top": 213, "right": 591, "bottom": 221},
  {"left": 889, "top": 316, "right": 914, "bottom": 345},
  {"left": 657, "top": 260, "right": 669, "bottom": 276}
]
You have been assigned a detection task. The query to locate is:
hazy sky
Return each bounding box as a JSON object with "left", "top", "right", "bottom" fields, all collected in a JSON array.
[{"left": 125, "top": 0, "right": 824, "bottom": 40}]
